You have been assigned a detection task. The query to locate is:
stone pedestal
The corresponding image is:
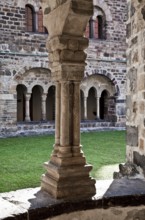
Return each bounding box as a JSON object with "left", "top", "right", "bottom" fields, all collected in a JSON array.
[{"left": 41, "top": 0, "right": 96, "bottom": 200}]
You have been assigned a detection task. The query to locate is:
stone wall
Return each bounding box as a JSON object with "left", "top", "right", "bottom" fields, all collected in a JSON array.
[
  {"left": 0, "top": 0, "right": 127, "bottom": 134},
  {"left": 126, "top": 0, "right": 145, "bottom": 173}
]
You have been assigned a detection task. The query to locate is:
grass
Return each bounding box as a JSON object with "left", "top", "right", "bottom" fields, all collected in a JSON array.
[{"left": 0, "top": 131, "right": 126, "bottom": 193}]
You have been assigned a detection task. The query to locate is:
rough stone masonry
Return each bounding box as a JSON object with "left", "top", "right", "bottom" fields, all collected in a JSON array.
[{"left": 126, "top": 0, "right": 145, "bottom": 174}]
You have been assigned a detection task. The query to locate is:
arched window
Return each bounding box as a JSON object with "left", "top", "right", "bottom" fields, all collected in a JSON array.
[
  {"left": 89, "top": 18, "right": 94, "bottom": 39},
  {"left": 94, "top": 16, "right": 103, "bottom": 39},
  {"left": 38, "top": 7, "right": 47, "bottom": 33},
  {"left": 85, "top": 7, "right": 106, "bottom": 40},
  {"left": 98, "top": 16, "right": 103, "bottom": 39},
  {"left": 85, "top": 18, "right": 94, "bottom": 39},
  {"left": 25, "top": 5, "right": 35, "bottom": 32}
]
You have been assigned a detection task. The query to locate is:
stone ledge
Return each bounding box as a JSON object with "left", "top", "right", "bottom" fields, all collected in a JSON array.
[{"left": 1, "top": 179, "right": 145, "bottom": 220}]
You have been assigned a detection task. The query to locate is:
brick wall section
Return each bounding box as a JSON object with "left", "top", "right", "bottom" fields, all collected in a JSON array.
[
  {"left": 0, "top": 3, "right": 48, "bottom": 53},
  {"left": 105, "top": 0, "right": 127, "bottom": 42}
]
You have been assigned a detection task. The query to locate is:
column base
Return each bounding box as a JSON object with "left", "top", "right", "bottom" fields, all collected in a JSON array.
[
  {"left": 25, "top": 117, "right": 31, "bottom": 122},
  {"left": 41, "top": 154, "right": 96, "bottom": 200}
]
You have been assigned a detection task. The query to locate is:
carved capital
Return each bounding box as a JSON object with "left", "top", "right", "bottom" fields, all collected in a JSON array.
[
  {"left": 25, "top": 93, "right": 31, "bottom": 101},
  {"left": 42, "top": 0, "right": 93, "bottom": 38}
]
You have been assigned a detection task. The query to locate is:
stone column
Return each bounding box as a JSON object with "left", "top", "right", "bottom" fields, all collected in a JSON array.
[
  {"left": 41, "top": 0, "right": 96, "bottom": 200},
  {"left": 84, "top": 96, "right": 88, "bottom": 120},
  {"left": 25, "top": 93, "right": 31, "bottom": 122},
  {"left": 96, "top": 96, "right": 100, "bottom": 119},
  {"left": 41, "top": 93, "right": 47, "bottom": 121}
]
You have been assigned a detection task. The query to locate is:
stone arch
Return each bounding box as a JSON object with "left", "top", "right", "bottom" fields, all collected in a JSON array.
[
  {"left": 81, "top": 78, "right": 98, "bottom": 98},
  {"left": 98, "top": 83, "right": 113, "bottom": 97},
  {"left": 16, "top": 84, "right": 27, "bottom": 122},
  {"left": 91, "top": 6, "right": 106, "bottom": 39},
  {"left": 12, "top": 67, "right": 51, "bottom": 93},
  {"left": 13, "top": 66, "right": 50, "bottom": 81},
  {"left": 81, "top": 74, "right": 116, "bottom": 121},
  {"left": 28, "top": 83, "right": 45, "bottom": 94},
  {"left": 100, "top": 89, "right": 110, "bottom": 120},
  {"left": 25, "top": 4, "right": 35, "bottom": 32},
  {"left": 17, "top": 0, "right": 42, "bottom": 12},
  {"left": 30, "top": 85, "right": 43, "bottom": 121},
  {"left": 87, "top": 87, "right": 97, "bottom": 120},
  {"left": 84, "top": 68, "right": 120, "bottom": 96},
  {"left": 46, "top": 85, "right": 56, "bottom": 121},
  {"left": 93, "top": 0, "right": 112, "bottom": 22}
]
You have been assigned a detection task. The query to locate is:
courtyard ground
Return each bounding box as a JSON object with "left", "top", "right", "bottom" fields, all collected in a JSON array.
[{"left": 0, "top": 131, "right": 126, "bottom": 193}]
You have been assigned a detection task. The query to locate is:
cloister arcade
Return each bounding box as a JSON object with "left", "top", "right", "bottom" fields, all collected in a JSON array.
[{"left": 16, "top": 72, "right": 116, "bottom": 123}]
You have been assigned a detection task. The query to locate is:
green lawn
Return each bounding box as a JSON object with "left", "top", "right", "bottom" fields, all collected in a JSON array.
[{"left": 0, "top": 131, "right": 126, "bottom": 193}]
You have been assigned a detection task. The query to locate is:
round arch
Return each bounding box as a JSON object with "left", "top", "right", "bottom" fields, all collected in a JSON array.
[
  {"left": 93, "top": 0, "right": 112, "bottom": 22},
  {"left": 30, "top": 85, "right": 43, "bottom": 121},
  {"left": 16, "top": 84, "right": 27, "bottom": 122},
  {"left": 46, "top": 85, "right": 56, "bottom": 121},
  {"left": 17, "top": 0, "right": 42, "bottom": 12},
  {"left": 87, "top": 87, "right": 97, "bottom": 120},
  {"left": 100, "top": 90, "right": 110, "bottom": 120}
]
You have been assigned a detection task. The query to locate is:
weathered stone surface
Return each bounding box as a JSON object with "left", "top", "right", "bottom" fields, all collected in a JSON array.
[
  {"left": 127, "top": 67, "right": 137, "bottom": 93},
  {"left": 113, "top": 162, "right": 141, "bottom": 179},
  {"left": 126, "top": 126, "right": 138, "bottom": 147},
  {"left": 133, "top": 152, "right": 145, "bottom": 175},
  {"left": 126, "top": 0, "right": 145, "bottom": 174},
  {"left": 1, "top": 180, "right": 145, "bottom": 220}
]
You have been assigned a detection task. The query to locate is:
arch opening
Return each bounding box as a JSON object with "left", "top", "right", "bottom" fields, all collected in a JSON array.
[
  {"left": 17, "top": 84, "right": 27, "bottom": 122},
  {"left": 87, "top": 87, "right": 97, "bottom": 120},
  {"left": 46, "top": 86, "right": 56, "bottom": 121},
  {"left": 100, "top": 90, "right": 109, "bottom": 120},
  {"left": 30, "top": 85, "right": 43, "bottom": 121}
]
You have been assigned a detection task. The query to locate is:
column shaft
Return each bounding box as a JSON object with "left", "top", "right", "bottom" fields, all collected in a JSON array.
[
  {"left": 96, "top": 96, "right": 100, "bottom": 119},
  {"left": 73, "top": 82, "right": 80, "bottom": 146},
  {"left": 42, "top": 94, "right": 47, "bottom": 121},
  {"left": 84, "top": 97, "right": 88, "bottom": 120},
  {"left": 55, "top": 82, "right": 61, "bottom": 146},
  {"left": 25, "top": 94, "right": 31, "bottom": 121},
  {"left": 60, "top": 81, "right": 70, "bottom": 147}
]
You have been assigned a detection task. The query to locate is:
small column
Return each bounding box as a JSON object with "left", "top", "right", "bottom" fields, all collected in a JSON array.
[
  {"left": 25, "top": 93, "right": 31, "bottom": 122},
  {"left": 60, "top": 81, "right": 70, "bottom": 147},
  {"left": 96, "top": 96, "right": 100, "bottom": 119},
  {"left": 52, "top": 82, "right": 61, "bottom": 157},
  {"left": 84, "top": 96, "right": 88, "bottom": 120},
  {"left": 55, "top": 82, "right": 61, "bottom": 146},
  {"left": 41, "top": 93, "right": 47, "bottom": 121},
  {"left": 73, "top": 82, "right": 81, "bottom": 146}
]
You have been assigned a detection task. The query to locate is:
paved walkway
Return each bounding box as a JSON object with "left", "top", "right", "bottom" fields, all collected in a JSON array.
[{"left": 1, "top": 178, "right": 145, "bottom": 219}]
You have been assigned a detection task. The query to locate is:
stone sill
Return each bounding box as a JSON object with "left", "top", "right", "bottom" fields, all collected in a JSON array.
[{"left": 1, "top": 178, "right": 145, "bottom": 220}]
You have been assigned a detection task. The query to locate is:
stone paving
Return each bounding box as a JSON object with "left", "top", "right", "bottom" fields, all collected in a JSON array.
[{"left": 1, "top": 178, "right": 145, "bottom": 220}]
